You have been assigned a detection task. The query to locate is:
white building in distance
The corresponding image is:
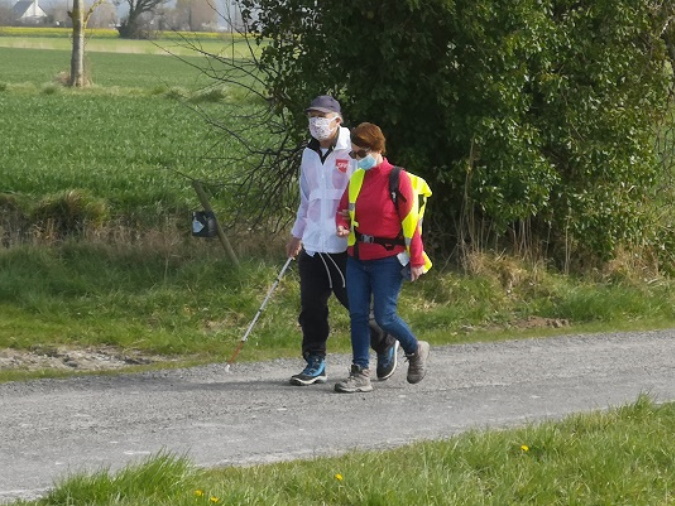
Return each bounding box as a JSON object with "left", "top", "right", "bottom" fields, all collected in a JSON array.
[{"left": 13, "top": 0, "right": 47, "bottom": 23}]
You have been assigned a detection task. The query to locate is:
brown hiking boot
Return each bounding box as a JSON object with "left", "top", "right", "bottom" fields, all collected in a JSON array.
[
  {"left": 334, "top": 365, "right": 373, "bottom": 393},
  {"left": 406, "top": 341, "right": 430, "bottom": 384}
]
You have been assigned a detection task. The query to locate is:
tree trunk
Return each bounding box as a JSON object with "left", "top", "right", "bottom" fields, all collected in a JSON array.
[{"left": 70, "top": 0, "right": 85, "bottom": 87}]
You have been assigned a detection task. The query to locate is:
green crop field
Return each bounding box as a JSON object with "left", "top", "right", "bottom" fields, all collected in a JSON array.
[
  {"left": 0, "top": 45, "right": 223, "bottom": 87},
  {"left": 3, "top": 91, "right": 208, "bottom": 213},
  {"left": 0, "top": 27, "right": 256, "bottom": 58},
  {"left": 0, "top": 44, "right": 267, "bottom": 222}
]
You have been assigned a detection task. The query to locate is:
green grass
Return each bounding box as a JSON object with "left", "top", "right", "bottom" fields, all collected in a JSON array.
[
  {"left": 0, "top": 32, "right": 257, "bottom": 58},
  {"left": 0, "top": 45, "right": 247, "bottom": 88},
  {"left": 11, "top": 396, "right": 675, "bottom": 505},
  {"left": 1, "top": 90, "right": 210, "bottom": 213},
  {"left": 0, "top": 26, "right": 241, "bottom": 38},
  {"left": 0, "top": 47, "right": 267, "bottom": 222},
  {"left": 0, "top": 242, "right": 674, "bottom": 383}
]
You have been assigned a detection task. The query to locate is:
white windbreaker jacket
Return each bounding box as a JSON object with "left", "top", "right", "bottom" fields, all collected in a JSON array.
[{"left": 291, "top": 126, "right": 356, "bottom": 254}]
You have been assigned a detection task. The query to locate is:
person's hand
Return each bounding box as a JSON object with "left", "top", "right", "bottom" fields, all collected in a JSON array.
[
  {"left": 286, "top": 236, "right": 302, "bottom": 258},
  {"left": 336, "top": 225, "right": 350, "bottom": 238},
  {"left": 410, "top": 265, "right": 425, "bottom": 282}
]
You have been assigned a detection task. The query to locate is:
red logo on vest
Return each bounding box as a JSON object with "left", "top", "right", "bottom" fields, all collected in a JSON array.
[{"left": 336, "top": 159, "right": 349, "bottom": 173}]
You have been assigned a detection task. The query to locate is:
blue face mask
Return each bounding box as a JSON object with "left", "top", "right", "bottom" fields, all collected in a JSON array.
[{"left": 357, "top": 154, "right": 377, "bottom": 170}]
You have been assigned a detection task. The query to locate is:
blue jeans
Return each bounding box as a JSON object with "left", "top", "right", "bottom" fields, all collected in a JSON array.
[{"left": 346, "top": 255, "right": 419, "bottom": 369}]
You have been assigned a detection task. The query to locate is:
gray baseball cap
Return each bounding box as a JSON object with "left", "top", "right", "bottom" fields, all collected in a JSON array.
[{"left": 306, "top": 95, "right": 341, "bottom": 114}]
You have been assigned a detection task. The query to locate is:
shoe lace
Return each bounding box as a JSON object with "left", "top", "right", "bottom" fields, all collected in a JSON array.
[{"left": 342, "top": 370, "right": 361, "bottom": 385}]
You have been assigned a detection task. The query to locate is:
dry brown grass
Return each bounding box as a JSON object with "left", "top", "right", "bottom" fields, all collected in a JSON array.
[
  {"left": 600, "top": 246, "right": 664, "bottom": 283},
  {"left": 462, "top": 250, "right": 547, "bottom": 293},
  {"left": 1, "top": 210, "right": 289, "bottom": 266}
]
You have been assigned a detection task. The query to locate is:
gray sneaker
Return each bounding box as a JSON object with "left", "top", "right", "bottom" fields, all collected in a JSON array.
[
  {"left": 334, "top": 365, "right": 373, "bottom": 393},
  {"left": 406, "top": 341, "right": 430, "bottom": 384}
]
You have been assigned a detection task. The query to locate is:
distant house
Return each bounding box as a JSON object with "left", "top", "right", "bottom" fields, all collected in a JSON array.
[{"left": 13, "top": 0, "right": 47, "bottom": 23}]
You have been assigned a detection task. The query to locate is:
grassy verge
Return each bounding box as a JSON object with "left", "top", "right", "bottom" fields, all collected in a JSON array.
[
  {"left": 11, "top": 395, "right": 674, "bottom": 505},
  {"left": 1, "top": 241, "right": 673, "bottom": 382}
]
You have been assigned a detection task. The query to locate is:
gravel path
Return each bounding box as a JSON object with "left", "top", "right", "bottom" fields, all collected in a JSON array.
[{"left": 1, "top": 329, "right": 674, "bottom": 503}]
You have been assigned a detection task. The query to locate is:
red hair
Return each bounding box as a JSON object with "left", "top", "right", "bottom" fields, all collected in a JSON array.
[{"left": 350, "top": 122, "right": 386, "bottom": 154}]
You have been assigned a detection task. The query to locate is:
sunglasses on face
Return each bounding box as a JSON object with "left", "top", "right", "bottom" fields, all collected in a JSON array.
[{"left": 349, "top": 148, "right": 370, "bottom": 160}]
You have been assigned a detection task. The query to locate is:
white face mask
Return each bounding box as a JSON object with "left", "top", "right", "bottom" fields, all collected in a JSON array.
[{"left": 309, "top": 116, "right": 338, "bottom": 141}]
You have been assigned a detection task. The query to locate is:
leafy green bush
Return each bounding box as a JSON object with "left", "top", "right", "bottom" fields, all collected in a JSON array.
[{"left": 240, "top": 0, "right": 673, "bottom": 268}]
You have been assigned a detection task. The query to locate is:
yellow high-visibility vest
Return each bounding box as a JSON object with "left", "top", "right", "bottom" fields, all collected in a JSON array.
[{"left": 347, "top": 167, "right": 432, "bottom": 273}]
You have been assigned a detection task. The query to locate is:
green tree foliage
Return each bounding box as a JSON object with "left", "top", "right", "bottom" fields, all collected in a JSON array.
[{"left": 237, "top": 0, "right": 673, "bottom": 266}]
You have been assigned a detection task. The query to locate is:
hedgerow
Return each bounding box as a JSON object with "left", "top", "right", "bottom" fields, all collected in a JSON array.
[{"left": 233, "top": 0, "right": 674, "bottom": 270}]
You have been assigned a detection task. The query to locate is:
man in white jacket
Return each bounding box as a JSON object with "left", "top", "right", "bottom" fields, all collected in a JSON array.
[{"left": 286, "top": 95, "right": 398, "bottom": 386}]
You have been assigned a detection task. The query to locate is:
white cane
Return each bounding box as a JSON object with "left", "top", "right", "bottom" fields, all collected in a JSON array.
[{"left": 224, "top": 257, "right": 294, "bottom": 372}]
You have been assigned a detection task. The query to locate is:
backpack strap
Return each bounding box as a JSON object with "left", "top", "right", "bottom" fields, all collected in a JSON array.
[{"left": 389, "top": 166, "right": 407, "bottom": 208}]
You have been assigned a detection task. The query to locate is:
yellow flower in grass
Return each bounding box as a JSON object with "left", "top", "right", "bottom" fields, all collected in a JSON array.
[
  {"left": 194, "top": 489, "right": 204, "bottom": 497},
  {"left": 209, "top": 497, "right": 220, "bottom": 503},
  {"left": 520, "top": 445, "right": 530, "bottom": 452},
  {"left": 335, "top": 473, "right": 344, "bottom": 481}
]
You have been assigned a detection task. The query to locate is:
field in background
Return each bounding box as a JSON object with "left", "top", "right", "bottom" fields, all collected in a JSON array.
[
  {"left": 0, "top": 35, "right": 253, "bottom": 58},
  {"left": 0, "top": 26, "right": 254, "bottom": 58},
  {"left": 0, "top": 43, "right": 250, "bottom": 87},
  {"left": 0, "top": 44, "right": 263, "bottom": 222},
  {"left": 0, "top": 26, "right": 231, "bottom": 38}
]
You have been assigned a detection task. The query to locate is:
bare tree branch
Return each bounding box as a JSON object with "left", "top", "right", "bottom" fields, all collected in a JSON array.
[
  {"left": 84, "top": 0, "right": 108, "bottom": 24},
  {"left": 157, "top": 9, "right": 307, "bottom": 234}
]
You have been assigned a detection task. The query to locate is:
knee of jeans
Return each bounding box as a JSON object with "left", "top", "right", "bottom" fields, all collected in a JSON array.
[
  {"left": 350, "top": 309, "right": 370, "bottom": 325},
  {"left": 374, "top": 312, "right": 398, "bottom": 333}
]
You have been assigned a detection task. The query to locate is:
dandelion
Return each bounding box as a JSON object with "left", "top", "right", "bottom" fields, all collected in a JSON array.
[
  {"left": 520, "top": 445, "right": 530, "bottom": 452},
  {"left": 210, "top": 497, "right": 220, "bottom": 503},
  {"left": 194, "top": 489, "right": 204, "bottom": 497},
  {"left": 335, "top": 473, "right": 344, "bottom": 481}
]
